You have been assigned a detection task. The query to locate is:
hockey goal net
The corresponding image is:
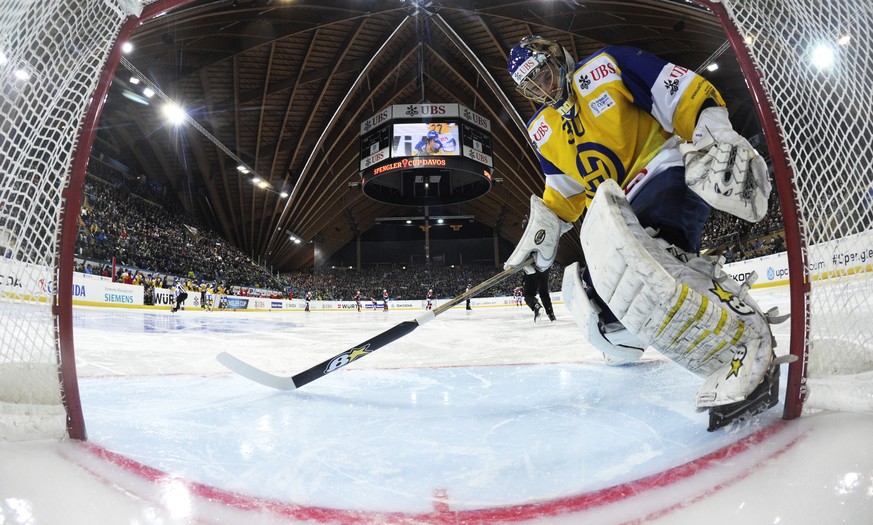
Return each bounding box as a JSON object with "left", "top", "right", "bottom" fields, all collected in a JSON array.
[
  {"left": 698, "top": 0, "right": 873, "bottom": 416},
  {"left": 1, "top": 0, "right": 870, "bottom": 441},
  {"left": 0, "top": 0, "right": 165, "bottom": 440}
]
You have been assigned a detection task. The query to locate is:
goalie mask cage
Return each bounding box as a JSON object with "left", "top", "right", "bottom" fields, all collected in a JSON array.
[{"left": 0, "top": 0, "right": 870, "bottom": 441}]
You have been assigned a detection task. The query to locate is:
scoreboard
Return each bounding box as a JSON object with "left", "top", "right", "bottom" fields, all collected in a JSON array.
[{"left": 358, "top": 103, "right": 494, "bottom": 206}]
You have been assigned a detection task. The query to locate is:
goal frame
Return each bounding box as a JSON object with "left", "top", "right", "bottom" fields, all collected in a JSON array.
[{"left": 32, "top": 0, "right": 813, "bottom": 441}]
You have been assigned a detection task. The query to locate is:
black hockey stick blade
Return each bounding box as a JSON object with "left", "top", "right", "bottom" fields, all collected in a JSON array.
[{"left": 218, "top": 256, "right": 534, "bottom": 390}]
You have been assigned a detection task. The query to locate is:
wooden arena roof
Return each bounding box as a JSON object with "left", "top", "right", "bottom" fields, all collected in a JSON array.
[{"left": 95, "top": 0, "right": 761, "bottom": 270}]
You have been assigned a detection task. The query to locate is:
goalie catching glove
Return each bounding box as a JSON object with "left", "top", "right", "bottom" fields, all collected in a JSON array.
[
  {"left": 504, "top": 195, "right": 573, "bottom": 274},
  {"left": 680, "top": 106, "right": 771, "bottom": 223}
]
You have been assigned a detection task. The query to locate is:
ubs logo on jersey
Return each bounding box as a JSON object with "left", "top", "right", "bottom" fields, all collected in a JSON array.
[
  {"left": 575, "top": 143, "right": 625, "bottom": 198},
  {"left": 669, "top": 65, "right": 689, "bottom": 79},
  {"left": 664, "top": 78, "right": 680, "bottom": 96},
  {"left": 530, "top": 117, "right": 552, "bottom": 146},
  {"left": 574, "top": 56, "right": 619, "bottom": 95},
  {"left": 662, "top": 65, "right": 689, "bottom": 96}
]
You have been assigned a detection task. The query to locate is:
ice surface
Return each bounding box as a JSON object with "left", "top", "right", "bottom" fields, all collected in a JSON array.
[{"left": 2, "top": 287, "right": 873, "bottom": 524}]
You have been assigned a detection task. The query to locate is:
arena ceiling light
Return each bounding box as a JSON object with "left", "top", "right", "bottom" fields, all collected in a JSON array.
[
  {"left": 120, "top": 56, "right": 272, "bottom": 194},
  {"left": 162, "top": 102, "right": 186, "bottom": 125}
]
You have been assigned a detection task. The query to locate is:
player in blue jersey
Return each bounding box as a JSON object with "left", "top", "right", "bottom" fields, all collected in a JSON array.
[
  {"left": 504, "top": 36, "right": 784, "bottom": 430},
  {"left": 413, "top": 130, "right": 443, "bottom": 156}
]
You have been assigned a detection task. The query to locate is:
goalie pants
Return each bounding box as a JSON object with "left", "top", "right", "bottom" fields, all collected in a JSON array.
[{"left": 628, "top": 166, "right": 711, "bottom": 253}]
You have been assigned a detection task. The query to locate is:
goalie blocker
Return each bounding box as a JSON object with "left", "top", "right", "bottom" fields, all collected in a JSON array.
[{"left": 566, "top": 179, "right": 787, "bottom": 429}]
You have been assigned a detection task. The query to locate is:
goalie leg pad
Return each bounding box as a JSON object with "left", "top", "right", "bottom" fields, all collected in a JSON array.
[
  {"left": 562, "top": 262, "right": 645, "bottom": 365},
  {"left": 580, "top": 180, "right": 774, "bottom": 408}
]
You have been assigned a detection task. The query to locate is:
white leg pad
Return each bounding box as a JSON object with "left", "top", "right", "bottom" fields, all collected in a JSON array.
[
  {"left": 580, "top": 180, "right": 774, "bottom": 408},
  {"left": 562, "top": 263, "right": 645, "bottom": 365}
]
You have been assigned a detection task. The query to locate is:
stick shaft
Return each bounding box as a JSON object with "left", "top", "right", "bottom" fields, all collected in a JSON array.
[
  {"left": 219, "top": 258, "right": 533, "bottom": 390},
  {"left": 291, "top": 257, "right": 532, "bottom": 389}
]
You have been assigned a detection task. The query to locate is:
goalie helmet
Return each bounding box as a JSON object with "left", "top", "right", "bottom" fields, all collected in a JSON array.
[{"left": 508, "top": 36, "right": 577, "bottom": 115}]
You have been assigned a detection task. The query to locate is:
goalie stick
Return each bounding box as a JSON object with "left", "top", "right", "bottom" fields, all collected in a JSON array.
[{"left": 217, "top": 256, "right": 534, "bottom": 390}]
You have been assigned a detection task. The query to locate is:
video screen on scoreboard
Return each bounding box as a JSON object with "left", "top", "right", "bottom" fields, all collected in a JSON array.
[{"left": 391, "top": 122, "right": 460, "bottom": 158}]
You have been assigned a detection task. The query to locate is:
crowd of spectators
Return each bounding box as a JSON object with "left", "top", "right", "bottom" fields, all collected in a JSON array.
[
  {"left": 277, "top": 263, "right": 564, "bottom": 302},
  {"left": 699, "top": 188, "right": 784, "bottom": 256},
  {"left": 75, "top": 164, "right": 786, "bottom": 302},
  {"left": 77, "top": 174, "right": 285, "bottom": 291}
]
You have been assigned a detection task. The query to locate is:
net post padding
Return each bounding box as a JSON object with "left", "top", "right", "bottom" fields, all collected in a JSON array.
[{"left": 806, "top": 339, "right": 873, "bottom": 412}]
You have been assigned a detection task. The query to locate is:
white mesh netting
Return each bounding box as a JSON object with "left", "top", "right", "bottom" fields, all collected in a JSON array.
[
  {"left": 0, "top": 0, "right": 145, "bottom": 440},
  {"left": 716, "top": 0, "right": 873, "bottom": 411}
]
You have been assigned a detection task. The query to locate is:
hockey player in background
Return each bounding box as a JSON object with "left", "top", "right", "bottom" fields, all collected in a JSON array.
[
  {"left": 354, "top": 290, "right": 362, "bottom": 312},
  {"left": 504, "top": 36, "right": 784, "bottom": 430},
  {"left": 204, "top": 285, "right": 214, "bottom": 312},
  {"left": 425, "top": 289, "right": 434, "bottom": 310},
  {"left": 413, "top": 130, "right": 443, "bottom": 156},
  {"left": 513, "top": 286, "right": 523, "bottom": 307},
  {"left": 304, "top": 291, "right": 312, "bottom": 312},
  {"left": 171, "top": 279, "right": 188, "bottom": 313},
  {"left": 382, "top": 289, "right": 389, "bottom": 311},
  {"left": 199, "top": 282, "right": 207, "bottom": 310},
  {"left": 523, "top": 269, "right": 555, "bottom": 323}
]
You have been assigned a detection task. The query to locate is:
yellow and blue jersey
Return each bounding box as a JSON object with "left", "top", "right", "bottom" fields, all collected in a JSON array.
[{"left": 526, "top": 45, "right": 725, "bottom": 223}]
